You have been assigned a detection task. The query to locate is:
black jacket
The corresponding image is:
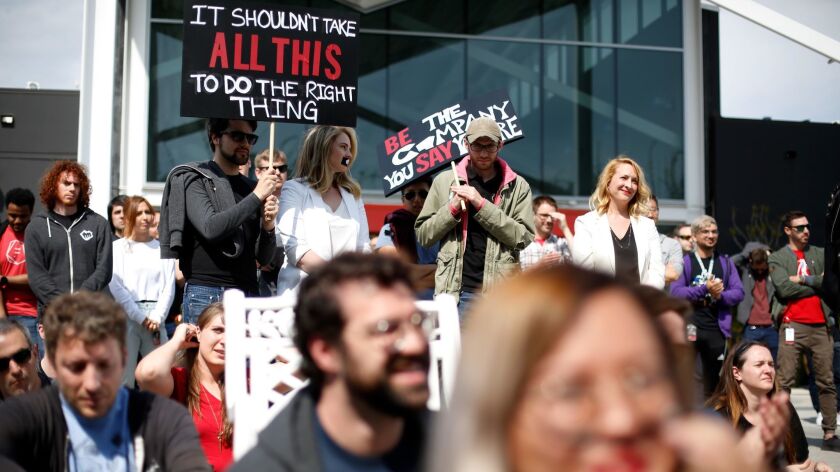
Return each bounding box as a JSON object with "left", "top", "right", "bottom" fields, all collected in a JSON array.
[
  {"left": 231, "top": 386, "right": 429, "bottom": 471},
  {"left": 23, "top": 208, "right": 112, "bottom": 313},
  {"left": 0, "top": 385, "right": 210, "bottom": 471}
]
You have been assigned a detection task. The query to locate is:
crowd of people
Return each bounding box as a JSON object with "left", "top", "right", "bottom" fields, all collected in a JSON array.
[{"left": 0, "top": 115, "right": 837, "bottom": 471}]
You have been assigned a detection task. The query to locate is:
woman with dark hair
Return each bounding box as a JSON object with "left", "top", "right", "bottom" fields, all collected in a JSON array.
[
  {"left": 708, "top": 341, "right": 831, "bottom": 471},
  {"left": 275, "top": 125, "right": 370, "bottom": 298},
  {"left": 429, "top": 264, "right": 778, "bottom": 472},
  {"left": 135, "top": 303, "right": 232, "bottom": 471},
  {"left": 107, "top": 194, "right": 128, "bottom": 239},
  {"left": 109, "top": 196, "right": 175, "bottom": 387}
]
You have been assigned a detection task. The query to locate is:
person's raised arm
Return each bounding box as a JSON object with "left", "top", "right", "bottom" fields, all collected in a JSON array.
[
  {"left": 135, "top": 323, "right": 199, "bottom": 397},
  {"left": 184, "top": 175, "right": 274, "bottom": 242}
]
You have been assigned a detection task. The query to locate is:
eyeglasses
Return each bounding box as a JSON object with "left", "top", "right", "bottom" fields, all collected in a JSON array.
[
  {"left": 402, "top": 190, "right": 428, "bottom": 201},
  {"left": 0, "top": 348, "right": 32, "bottom": 372},
  {"left": 257, "top": 164, "right": 288, "bottom": 173},
  {"left": 787, "top": 224, "right": 810, "bottom": 233},
  {"left": 536, "top": 213, "right": 554, "bottom": 219},
  {"left": 366, "top": 312, "right": 434, "bottom": 347},
  {"left": 222, "top": 130, "right": 259, "bottom": 146},
  {"left": 677, "top": 235, "right": 692, "bottom": 241},
  {"left": 469, "top": 142, "right": 499, "bottom": 153}
]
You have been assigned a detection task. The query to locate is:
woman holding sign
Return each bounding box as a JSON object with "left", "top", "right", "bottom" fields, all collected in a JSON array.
[
  {"left": 275, "top": 126, "right": 370, "bottom": 298},
  {"left": 572, "top": 155, "right": 664, "bottom": 287}
]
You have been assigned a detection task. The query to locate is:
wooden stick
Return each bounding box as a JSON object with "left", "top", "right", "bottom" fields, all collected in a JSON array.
[
  {"left": 451, "top": 161, "right": 466, "bottom": 212},
  {"left": 268, "top": 122, "right": 276, "bottom": 166}
]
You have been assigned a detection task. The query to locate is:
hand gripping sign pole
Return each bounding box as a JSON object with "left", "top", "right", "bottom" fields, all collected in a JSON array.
[{"left": 450, "top": 161, "right": 466, "bottom": 212}]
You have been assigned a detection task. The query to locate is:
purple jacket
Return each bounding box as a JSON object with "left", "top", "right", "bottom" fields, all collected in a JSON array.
[{"left": 670, "top": 253, "right": 745, "bottom": 338}]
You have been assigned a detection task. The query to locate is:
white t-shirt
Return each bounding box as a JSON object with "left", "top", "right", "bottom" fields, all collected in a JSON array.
[{"left": 109, "top": 238, "right": 176, "bottom": 324}]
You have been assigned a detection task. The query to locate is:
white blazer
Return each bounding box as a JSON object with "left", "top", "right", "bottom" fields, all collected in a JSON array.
[
  {"left": 275, "top": 179, "right": 370, "bottom": 298},
  {"left": 572, "top": 211, "right": 664, "bottom": 288}
]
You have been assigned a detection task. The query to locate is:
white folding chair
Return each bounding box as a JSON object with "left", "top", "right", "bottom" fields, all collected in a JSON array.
[
  {"left": 416, "top": 293, "right": 461, "bottom": 411},
  {"left": 224, "top": 289, "right": 307, "bottom": 459}
]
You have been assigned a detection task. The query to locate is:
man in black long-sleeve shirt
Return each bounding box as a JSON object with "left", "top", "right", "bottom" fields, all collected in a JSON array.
[{"left": 161, "top": 119, "right": 280, "bottom": 324}]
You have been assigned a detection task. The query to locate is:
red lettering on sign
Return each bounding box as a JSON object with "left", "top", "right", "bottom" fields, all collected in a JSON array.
[
  {"left": 249, "top": 34, "right": 265, "bottom": 72},
  {"left": 324, "top": 44, "right": 342, "bottom": 80},
  {"left": 209, "top": 32, "right": 229, "bottom": 69},
  {"left": 272, "top": 37, "right": 290, "bottom": 74},
  {"left": 311, "top": 41, "right": 322, "bottom": 77},
  {"left": 398, "top": 128, "right": 412, "bottom": 147},
  {"left": 415, "top": 152, "right": 430, "bottom": 173},
  {"left": 428, "top": 146, "right": 447, "bottom": 168},
  {"left": 439, "top": 140, "right": 453, "bottom": 160},
  {"left": 291, "top": 39, "right": 311, "bottom": 76},
  {"left": 233, "top": 33, "right": 249, "bottom": 71},
  {"left": 384, "top": 136, "right": 400, "bottom": 155}
]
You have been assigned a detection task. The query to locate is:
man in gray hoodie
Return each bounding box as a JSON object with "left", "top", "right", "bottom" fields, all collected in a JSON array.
[{"left": 24, "top": 161, "right": 112, "bottom": 316}]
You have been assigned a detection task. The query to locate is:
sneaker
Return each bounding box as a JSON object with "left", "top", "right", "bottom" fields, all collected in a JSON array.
[
  {"left": 817, "top": 412, "right": 824, "bottom": 426},
  {"left": 823, "top": 435, "right": 840, "bottom": 452}
]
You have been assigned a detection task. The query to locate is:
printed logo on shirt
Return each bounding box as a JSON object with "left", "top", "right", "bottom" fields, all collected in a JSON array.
[
  {"left": 5, "top": 240, "right": 25, "bottom": 265},
  {"left": 79, "top": 230, "right": 94, "bottom": 241},
  {"left": 797, "top": 258, "right": 810, "bottom": 277}
]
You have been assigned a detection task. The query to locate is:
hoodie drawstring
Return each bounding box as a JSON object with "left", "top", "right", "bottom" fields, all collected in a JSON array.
[{"left": 46, "top": 217, "right": 52, "bottom": 238}]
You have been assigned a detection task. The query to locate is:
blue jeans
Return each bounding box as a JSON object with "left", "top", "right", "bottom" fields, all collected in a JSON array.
[
  {"left": 742, "top": 324, "right": 779, "bottom": 362},
  {"left": 8, "top": 315, "right": 43, "bottom": 361},
  {"left": 182, "top": 284, "right": 225, "bottom": 326},
  {"left": 458, "top": 290, "right": 479, "bottom": 325}
]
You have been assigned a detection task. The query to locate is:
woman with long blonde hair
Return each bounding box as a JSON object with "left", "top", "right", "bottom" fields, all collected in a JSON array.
[
  {"left": 275, "top": 126, "right": 370, "bottom": 297},
  {"left": 572, "top": 155, "right": 664, "bottom": 287},
  {"left": 135, "top": 303, "right": 232, "bottom": 471}
]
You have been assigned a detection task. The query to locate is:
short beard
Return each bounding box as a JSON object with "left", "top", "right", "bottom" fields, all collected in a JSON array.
[
  {"left": 220, "top": 147, "right": 249, "bottom": 166},
  {"left": 345, "top": 353, "right": 430, "bottom": 417}
]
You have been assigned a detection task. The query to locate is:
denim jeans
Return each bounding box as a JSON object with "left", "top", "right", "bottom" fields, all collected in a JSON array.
[
  {"left": 182, "top": 284, "right": 226, "bottom": 325},
  {"left": 742, "top": 324, "right": 779, "bottom": 362},
  {"left": 8, "top": 315, "right": 43, "bottom": 361},
  {"left": 458, "top": 290, "right": 479, "bottom": 325},
  {"left": 123, "top": 301, "right": 168, "bottom": 388}
]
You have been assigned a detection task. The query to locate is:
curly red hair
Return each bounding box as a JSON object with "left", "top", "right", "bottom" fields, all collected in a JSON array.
[{"left": 39, "top": 161, "right": 91, "bottom": 210}]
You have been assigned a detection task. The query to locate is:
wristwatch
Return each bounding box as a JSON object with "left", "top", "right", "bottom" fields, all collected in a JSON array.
[{"left": 0, "top": 276, "right": 8, "bottom": 290}]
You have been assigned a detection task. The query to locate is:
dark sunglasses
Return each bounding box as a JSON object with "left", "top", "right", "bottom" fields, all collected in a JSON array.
[
  {"left": 257, "top": 164, "right": 288, "bottom": 173},
  {"left": 677, "top": 235, "right": 692, "bottom": 241},
  {"left": 222, "top": 130, "right": 259, "bottom": 145},
  {"left": 402, "top": 190, "right": 428, "bottom": 201},
  {"left": 787, "top": 224, "right": 810, "bottom": 233},
  {"left": 0, "top": 348, "right": 32, "bottom": 372}
]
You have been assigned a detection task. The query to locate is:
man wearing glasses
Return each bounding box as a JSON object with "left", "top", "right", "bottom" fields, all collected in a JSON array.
[
  {"left": 232, "top": 253, "right": 431, "bottom": 471},
  {"left": 670, "top": 215, "right": 744, "bottom": 399},
  {"left": 0, "top": 319, "right": 47, "bottom": 402},
  {"left": 673, "top": 223, "right": 694, "bottom": 254},
  {"left": 376, "top": 178, "right": 439, "bottom": 299},
  {"left": 416, "top": 117, "right": 534, "bottom": 317},
  {"left": 770, "top": 210, "right": 840, "bottom": 451},
  {"left": 160, "top": 119, "right": 280, "bottom": 324}
]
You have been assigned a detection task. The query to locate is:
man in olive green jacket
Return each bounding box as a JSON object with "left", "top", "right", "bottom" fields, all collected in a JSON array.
[
  {"left": 415, "top": 117, "right": 534, "bottom": 315},
  {"left": 769, "top": 210, "right": 840, "bottom": 451}
]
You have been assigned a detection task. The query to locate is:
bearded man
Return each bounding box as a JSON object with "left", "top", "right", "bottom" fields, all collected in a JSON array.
[{"left": 232, "top": 253, "right": 431, "bottom": 471}]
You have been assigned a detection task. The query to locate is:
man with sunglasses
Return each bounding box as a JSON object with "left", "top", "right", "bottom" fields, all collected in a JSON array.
[
  {"left": 673, "top": 223, "right": 694, "bottom": 254},
  {"left": 0, "top": 319, "right": 47, "bottom": 401},
  {"left": 416, "top": 117, "right": 534, "bottom": 317},
  {"left": 769, "top": 210, "right": 840, "bottom": 451},
  {"left": 376, "top": 178, "right": 439, "bottom": 298},
  {"left": 232, "top": 253, "right": 431, "bottom": 471},
  {"left": 160, "top": 118, "right": 280, "bottom": 323}
]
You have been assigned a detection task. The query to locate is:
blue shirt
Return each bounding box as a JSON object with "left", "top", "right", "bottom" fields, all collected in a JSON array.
[
  {"left": 313, "top": 412, "right": 418, "bottom": 472},
  {"left": 60, "top": 387, "right": 135, "bottom": 472}
]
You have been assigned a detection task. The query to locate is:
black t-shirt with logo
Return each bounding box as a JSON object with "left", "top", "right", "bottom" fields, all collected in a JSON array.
[{"left": 688, "top": 254, "right": 725, "bottom": 331}]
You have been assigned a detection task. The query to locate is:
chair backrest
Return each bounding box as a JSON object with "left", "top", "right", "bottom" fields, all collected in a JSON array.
[
  {"left": 224, "top": 289, "right": 307, "bottom": 459},
  {"left": 416, "top": 293, "right": 461, "bottom": 411}
]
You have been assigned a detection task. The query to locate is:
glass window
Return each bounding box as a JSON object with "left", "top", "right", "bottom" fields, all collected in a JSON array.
[
  {"left": 618, "top": 0, "right": 682, "bottom": 48},
  {"left": 467, "top": 39, "right": 542, "bottom": 191},
  {"left": 388, "top": 0, "right": 464, "bottom": 33},
  {"left": 543, "top": 0, "right": 613, "bottom": 44},
  {"left": 615, "top": 48, "right": 684, "bottom": 198},
  {"left": 467, "top": 0, "right": 540, "bottom": 38}
]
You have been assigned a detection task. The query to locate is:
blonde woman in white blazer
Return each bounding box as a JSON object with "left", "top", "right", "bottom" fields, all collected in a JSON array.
[
  {"left": 275, "top": 126, "right": 370, "bottom": 298},
  {"left": 572, "top": 156, "right": 664, "bottom": 288}
]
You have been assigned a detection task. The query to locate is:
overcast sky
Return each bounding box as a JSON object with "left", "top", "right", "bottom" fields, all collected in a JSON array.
[{"left": 1, "top": 0, "right": 838, "bottom": 123}]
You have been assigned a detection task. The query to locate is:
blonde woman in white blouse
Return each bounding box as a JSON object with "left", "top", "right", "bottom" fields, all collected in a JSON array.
[
  {"left": 275, "top": 126, "right": 370, "bottom": 298},
  {"left": 109, "top": 196, "right": 176, "bottom": 387},
  {"left": 572, "top": 156, "right": 664, "bottom": 288}
]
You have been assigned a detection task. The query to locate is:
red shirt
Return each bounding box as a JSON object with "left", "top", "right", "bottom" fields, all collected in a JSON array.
[
  {"left": 0, "top": 226, "right": 37, "bottom": 316},
  {"left": 783, "top": 249, "right": 825, "bottom": 324},
  {"left": 747, "top": 278, "right": 772, "bottom": 326},
  {"left": 171, "top": 367, "right": 233, "bottom": 471}
]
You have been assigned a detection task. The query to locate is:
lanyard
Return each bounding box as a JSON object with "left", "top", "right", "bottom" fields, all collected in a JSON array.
[{"left": 694, "top": 252, "right": 714, "bottom": 278}]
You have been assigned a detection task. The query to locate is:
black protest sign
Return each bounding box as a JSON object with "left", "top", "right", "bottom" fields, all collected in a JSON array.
[
  {"left": 378, "top": 90, "right": 524, "bottom": 196},
  {"left": 180, "top": 1, "right": 360, "bottom": 126}
]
